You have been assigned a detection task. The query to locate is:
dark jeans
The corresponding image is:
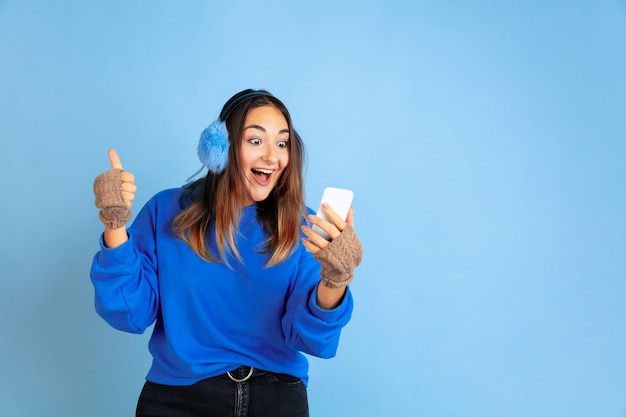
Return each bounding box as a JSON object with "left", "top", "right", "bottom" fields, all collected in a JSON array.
[{"left": 136, "top": 367, "right": 309, "bottom": 417}]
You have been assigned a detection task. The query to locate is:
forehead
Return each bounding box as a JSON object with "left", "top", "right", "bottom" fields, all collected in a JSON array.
[{"left": 244, "top": 105, "right": 288, "bottom": 127}]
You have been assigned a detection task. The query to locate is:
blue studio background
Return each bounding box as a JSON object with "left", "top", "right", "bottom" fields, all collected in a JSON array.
[{"left": 1, "top": 1, "right": 625, "bottom": 416}]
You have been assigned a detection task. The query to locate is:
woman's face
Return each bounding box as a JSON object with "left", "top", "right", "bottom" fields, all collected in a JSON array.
[{"left": 238, "top": 105, "right": 290, "bottom": 205}]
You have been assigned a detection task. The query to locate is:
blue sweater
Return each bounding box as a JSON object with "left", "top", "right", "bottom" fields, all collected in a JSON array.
[{"left": 90, "top": 188, "right": 353, "bottom": 386}]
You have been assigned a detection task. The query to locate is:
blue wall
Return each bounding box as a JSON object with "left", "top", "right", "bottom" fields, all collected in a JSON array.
[{"left": 1, "top": 1, "right": 625, "bottom": 416}]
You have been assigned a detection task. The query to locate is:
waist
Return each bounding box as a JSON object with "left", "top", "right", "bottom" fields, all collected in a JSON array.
[
  {"left": 226, "top": 366, "right": 267, "bottom": 382},
  {"left": 145, "top": 356, "right": 310, "bottom": 386}
]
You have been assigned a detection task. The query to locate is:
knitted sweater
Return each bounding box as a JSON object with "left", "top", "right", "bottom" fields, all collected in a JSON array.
[{"left": 90, "top": 188, "right": 353, "bottom": 387}]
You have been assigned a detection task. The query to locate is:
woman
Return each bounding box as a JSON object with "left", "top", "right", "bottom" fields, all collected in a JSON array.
[{"left": 90, "top": 89, "right": 363, "bottom": 416}]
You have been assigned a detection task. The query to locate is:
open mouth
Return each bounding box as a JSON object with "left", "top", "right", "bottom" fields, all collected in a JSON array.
[{"left": 251, "top": 168, "right": 274, "bottom": 184}]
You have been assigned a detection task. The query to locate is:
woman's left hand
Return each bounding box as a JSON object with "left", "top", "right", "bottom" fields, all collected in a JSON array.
[
  {"left": 303, "top": 204, "right": 363, "bottom": 308},
  {"left": 301, "top": 203, "right": 354, "bottom": 253}
]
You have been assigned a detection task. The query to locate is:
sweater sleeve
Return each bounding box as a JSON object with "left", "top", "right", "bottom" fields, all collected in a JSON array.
[
  {"left": 281, "top": 246, "right": 354, "bottom": 358},
  {"left": 89, "top": 198, "right": 160, "bottom": 334}
]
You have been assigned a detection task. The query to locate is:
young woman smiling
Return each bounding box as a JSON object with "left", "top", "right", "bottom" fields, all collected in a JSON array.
[{"left": 90, "top": 89, "right": 363, "bottom": 417}]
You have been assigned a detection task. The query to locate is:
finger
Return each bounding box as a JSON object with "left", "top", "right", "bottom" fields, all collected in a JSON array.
[
  {"left": 121, "top": 191, "right": 135, "bottom": 207},
  {"left": 121, "top": 182, "right": 137, "bottom": 194},
  {"left": 321, "top": 203, "right": 347, "bottom": 231},
  {"left": 301, "top": 237, "right": 321, "bottom": 254},
  {"left": 346, "top": 207, "right": 355, "bottom": 226},
  {"left": 307, "top": 214, "right": 340, "bottom": 241},
  {"left": 108, "top": 148, "right": 124, "bottom": 170},
  {"left": 118, "top": 168, "right": 136, "bottom": 209},
  {"left": 120, "top": 178, "right": 137, "bottom": 208},
  {"left": 301, "top": 224, "right": 331, "bottom": 249},
  {"left": 119, "top": 170, "right": 135, "bottom": 185}
]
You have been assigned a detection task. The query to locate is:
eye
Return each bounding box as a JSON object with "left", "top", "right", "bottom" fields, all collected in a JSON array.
[
  {"left": 248, "top": 138, "right": 261, "bottom": 145},
  {"left": 278, "top": 140, "right": 289, "bottom": 148}
]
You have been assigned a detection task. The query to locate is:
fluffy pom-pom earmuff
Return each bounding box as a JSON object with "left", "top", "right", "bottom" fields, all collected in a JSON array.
[
  {"left": 198, "top": 119, "right": 229, "bottom": 173},
  {"left": 195, "top": 90, "right": 274, "bottom": 175}
]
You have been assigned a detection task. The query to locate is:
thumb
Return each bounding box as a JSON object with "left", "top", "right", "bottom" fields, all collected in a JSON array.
[
  {"left": 346, "top": 207, "right": 355, "bottom": 226},
  {"left": 108, "top": 148, "right": 124, "bottom": 170}
]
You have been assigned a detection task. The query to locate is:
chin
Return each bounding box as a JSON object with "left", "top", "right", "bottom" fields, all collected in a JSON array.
[
  {"left": 254, "top": 193, "right": 272, "bottom": 202},
  {"left": 244, "top": 189, "right": 272, "bottom": 204}
]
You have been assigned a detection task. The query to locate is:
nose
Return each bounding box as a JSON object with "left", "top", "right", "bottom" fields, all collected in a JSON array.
[{"left": 262, "top": 144, "right": 278, "bottom": 164}]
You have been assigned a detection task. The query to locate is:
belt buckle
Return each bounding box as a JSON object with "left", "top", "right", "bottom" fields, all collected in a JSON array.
[{"left": 227, "top": 366, "right": 254, "bottom": 383}]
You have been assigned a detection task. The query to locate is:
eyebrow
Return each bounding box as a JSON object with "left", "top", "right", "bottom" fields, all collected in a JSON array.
[{"left": 244, "top": 124, "right": 290, "bottom": 135}]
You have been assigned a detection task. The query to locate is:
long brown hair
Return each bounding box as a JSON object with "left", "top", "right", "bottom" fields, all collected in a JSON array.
[{"left": 172, "top": 89, "right": 306, "bottom": 267}]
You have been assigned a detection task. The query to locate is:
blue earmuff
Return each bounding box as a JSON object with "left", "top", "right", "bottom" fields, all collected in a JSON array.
[
  {"left": 197, "top": 90, "right": 274, "bottom": 173},
  {"left": 197, "top": 120, "right": 229, "bottom": 174}
]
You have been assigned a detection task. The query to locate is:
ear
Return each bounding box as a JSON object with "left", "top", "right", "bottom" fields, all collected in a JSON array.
[{"left": 198, "top": 120, "right": 229, "bottom": 173}]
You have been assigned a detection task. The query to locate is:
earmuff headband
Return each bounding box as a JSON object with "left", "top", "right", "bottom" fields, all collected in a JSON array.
[
  {"left": 197, "top": 90, "right": 274, "bottom": 174},
  {"left": 219, "top": 90, "right": 274, "bottom": 121}
]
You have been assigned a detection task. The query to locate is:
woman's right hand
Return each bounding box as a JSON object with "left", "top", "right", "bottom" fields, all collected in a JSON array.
[
  {"left": 108, "top": 149, "right": 136, "bottom": 209},
  {"left": 94, "top": 149, "right": 136, "bottom": 248}
]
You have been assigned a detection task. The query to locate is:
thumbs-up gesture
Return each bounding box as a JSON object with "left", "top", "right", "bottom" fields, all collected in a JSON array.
[{"left": 93, "top": 149, "right": 136, "bottom": 230}]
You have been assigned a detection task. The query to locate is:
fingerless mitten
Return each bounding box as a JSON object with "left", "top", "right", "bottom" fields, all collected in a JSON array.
[
  {"left": 314, "top": 224, "right": 363, "bottom": 288},
  {"left": 93, "top": 169, "right": 131, "bottom": 230}
]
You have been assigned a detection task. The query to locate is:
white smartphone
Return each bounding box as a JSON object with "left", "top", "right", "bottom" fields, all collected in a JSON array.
[{"left": 311, "top": 187, "right": 354, "bottom": 240}]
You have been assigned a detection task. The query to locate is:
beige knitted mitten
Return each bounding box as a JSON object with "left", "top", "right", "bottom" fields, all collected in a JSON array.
[
  {"left": 93, "top": 169, "right": 131, "bottom": 229},
  {"left": 314, "top": 224, "right": 363, "bottom": 288}
]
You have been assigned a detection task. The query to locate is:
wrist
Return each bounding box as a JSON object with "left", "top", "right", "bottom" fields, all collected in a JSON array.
[
  {"left": 316, "top": 282, "right": 347, "bottom": 310},
  {"left": 103, "top": 226, "right": 129, "bottom": 249}
]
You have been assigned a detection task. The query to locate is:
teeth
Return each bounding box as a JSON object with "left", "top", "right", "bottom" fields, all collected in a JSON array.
[{"left": 253, "top": 169, "right": 273, "bottom": 175}]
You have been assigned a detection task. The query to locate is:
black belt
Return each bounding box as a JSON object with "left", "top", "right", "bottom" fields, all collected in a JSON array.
[{"left": 226, "top": 366, "right": 266, "bottom": 383}]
